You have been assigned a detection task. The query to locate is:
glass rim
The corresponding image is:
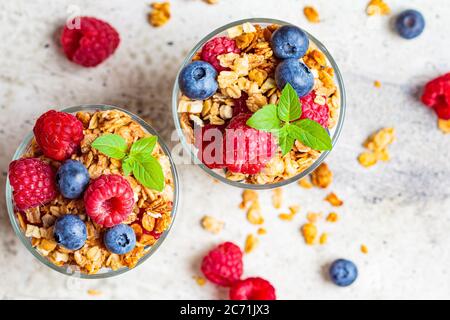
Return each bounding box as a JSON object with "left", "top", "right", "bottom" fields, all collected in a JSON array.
[
  {"left": 5, "top": 104, "right": 180, "bottom": 279},
  {"left": 171, "top": 18, "right": 346, "bottom": 190}
]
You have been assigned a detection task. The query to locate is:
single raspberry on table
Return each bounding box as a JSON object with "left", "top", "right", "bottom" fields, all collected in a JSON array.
[
  {"left": 84, "top": 175, "right": 135, "bottom": 227},
  {"left": 229, "top": 277, "right": 276, "bottom": 300},
  {"left": 201, "top": 242, "right": 243, "bottom": 287},
  {"left": 300, "top": 91, "right": 329, "bottom": 128},
  {"left": 200, "top": 36, "right": 240, "bottom": 72},
  {"left": 195, "top": 124, "right": 227, "bottom": 169},
  {"left": 8, "top": 158, "right": 58, "bottom": 211},
  {"left": 33, "top": 110, "right": 84, "bottom": 161},
  {"left": 421, "top": 73, "right": 450, "bottom": 120},
  {"left": 60, "top": 16, "right": 120, "bottom": 67},
  {"left": 224, "top": 113, "right": 277, "bottom": 175}
]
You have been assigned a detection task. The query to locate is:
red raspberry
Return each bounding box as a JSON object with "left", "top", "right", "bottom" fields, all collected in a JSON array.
[
  {"left": 232, "top": 93, "right": 250, "bottom": 117},
  {"left": 229, "top": 277, "right": 276, "bottom": 300},
  {"left": 61, "top": 17, "right": 120, "bottom": 67},
  {"left": 201, "top": 242, "right": 243, "bottom": 287},
  {"left": 33, "top": 110, "right": 84, "bottom": 161},
  {"left": 200, "top": 36, "right": 240, "bottom": 72},
  {"left": 84, "top": 175, "right": 134, "bottom": 227},
  {"left": 300, "top": 91, "right": 329, "bottom": 127},
  {"left": 8, "top": 158, "right": 58, "bottom": 211},
  {"left": 195, "top": 124, "right": 226, "bottom": 169},
  {"left": 421, "top": 73, "right": 450, "bottom": 120},
  {"left": 224, "top": 114, "right": 277, "bottom": 174}
]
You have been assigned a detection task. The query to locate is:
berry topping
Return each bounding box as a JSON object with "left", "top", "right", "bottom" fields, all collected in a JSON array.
[
  {"left": 300, "top": 91, "right": 330, "bottom": 128},
  {"left": 53, "top": 215, "right": 87, "bottom": 250},
  {"left": 329, "top": 259, "right": 358, "bottom": 287},
  {"left": 8, "top": 158, "right": 58, "bottom": 211},
  {"left": 195, "top": 123, "right": 226, "bottom": 169},
  {"left": 33, "top": 110, "right": 84, "bottom": 161},
  {"left": 56, "top": 160, "right": 90, "bottom": 199},
  {"left": 84, "top": 175, "right": 135, "bottom": 227},
  {"left": 229, "top": 277, "right": 276, "bottom": 300},
  {"left": 271, "top": 25, "right": 309, "bottom": 59},
  {"left": 104, "top": 224, "right": 136, "bottom": 254},
  {"left": 200, "top": 36, "right": 240, "bottom": 72},
  {"left": 201, "top": 242, "right": 243, "bottom": 287},
  {"left": 275, "top": 58, "right": 314, "bottom": 97},
  {"left": 60, "top": 16, "right": 120, "bottom": 67},
  {"left": 232, "top": 93, "right": 250, "bottom": 117},
  {"left": 224, "top": 113, "right": 277, "bottom": 174},
  {"left": 179, "top": 61, "right": 218, "bottom": 100},
  {"left": 395, "top": 10, "right": 425, "bottom": 40},
  {"left": 421, "top": 73, "right": 450, "bottom": 120}
]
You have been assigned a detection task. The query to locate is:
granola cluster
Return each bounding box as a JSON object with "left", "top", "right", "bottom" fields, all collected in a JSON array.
[
  {"left": 358, "top": 127, "right": 395, "bottom": 168},
  {"left": 178, "top": 23, "right": 341, "bottom": 185},
  {"left": 16, "top": 110, "right": 175, "bottom": 274}
]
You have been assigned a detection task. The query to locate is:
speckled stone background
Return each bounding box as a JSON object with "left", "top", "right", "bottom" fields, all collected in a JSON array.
[{"left": 1, "top": 0, "right": 449, "bottom": 300}]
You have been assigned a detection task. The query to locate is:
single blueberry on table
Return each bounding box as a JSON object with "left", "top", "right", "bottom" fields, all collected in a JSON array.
[
  {"left": 395, "top": 9, "right": 425, "bottom": 39},
  {"left": 104, "top": 224, "right": 136, "bottom": 255},
  {"left": 271, "top": 25, "right": 309, "bottom": 59},
  {"left": 56, "top": 160, "right": 90, "bottom": 199},
  {"left": 275, "top": 59, "right": 314, "bottom": 97},
  {"left": 329, "top": 259, "right": 358, "bottom": 287},
  {"left": 54, "top": 215, "right": 87, "bottom": 250},
  {"left": 179, "top": 61, "right": 218, "bottom": 100}
]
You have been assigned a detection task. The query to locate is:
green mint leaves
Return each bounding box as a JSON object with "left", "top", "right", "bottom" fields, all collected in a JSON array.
[
  {"left": 91, "top": 134, "right": 165, "bottom": 192},
  {"left": 246, "top": 83, "right": 332, "bottom": 156}
]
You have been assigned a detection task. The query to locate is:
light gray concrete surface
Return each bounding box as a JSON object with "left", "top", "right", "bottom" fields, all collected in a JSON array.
[{"left": 0, "top": 0, "right": 449, "bottom": 299}]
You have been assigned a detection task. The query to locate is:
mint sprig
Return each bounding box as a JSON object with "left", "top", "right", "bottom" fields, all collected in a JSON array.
[
  {"left": 91, "top": 134, "right": 165, "bottom": 192},
  {"left": 246, "top": 83, "right": 332, "bottom": 155}
]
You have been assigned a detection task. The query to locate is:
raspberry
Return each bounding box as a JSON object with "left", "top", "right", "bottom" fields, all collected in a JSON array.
[
  {"left": 224, "top": 113, "right": 277, "bottom": 174},
  {"left": 232, "top": 93, "right": 250, "bottom": 117},
  {"left": 60, "top": 17, "right": 120, "bottom": 67},
  {"left": 84, "top": 175, "right": 135, "bottom": 227},
  {"left": 8, "top": 158, "right": 58, "bottom": 211},
  {"left": 200, "top": 36, "right": 240, "bottom": 72},
  {"left": 33, "top": 110, "right": 84, "bottom": 161},
  {"left": 421, "top": 73, "right": 450, "bottom": 120},
  {"left": 195, "top": 124, "right": 226, "bottom": 169},
  {"left": 300, "top": 91, "right": 329, "bottom": 127},
  {"left": 229, "top": 277, "right": 276, "bottom": 300},
  {"left": 201, "top": 242, "right": 243, "bottom": 287}
]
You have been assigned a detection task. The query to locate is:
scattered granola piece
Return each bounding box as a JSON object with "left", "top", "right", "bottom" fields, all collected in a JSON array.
[
  {"left": 204, "top": 0, "right": 218, "bottom": 4},
  {"left": 361, "top": 244, "right": 369, "bottom": 254},
  {"left": 438, "top": 119, "right": 450, "bottom": 134},
  {"left": 239, "top": 190, "right": 258, "bottom": 209},
  {"left": 374, "top": 80, "right": 381, "bottom": 88},
  {"left": 301, "top": 223, "right": 317, "bottom": 245},
  {"left": 87, "top": 289, "right": 102, "bottom": 296},
  {"left": 244, "top": 234, "right": 259, "bottom": 253},
  {"left": 298, "top": 178, "right": 313, "bottom": 189},
  {"left": 201, "top": 215, "right": 224, "bottom": 234},
  {"left": 311, "top": 162, "right": 333, "bottom": 188},
  {"left": 303, "top": 6, "right": 320, "bottom": 23},
  {"left": 257, "top": 227, "right": 267, "bottom": 235},
  {"left": 306, "top": 212, "right": 322, "bottom": 223},
  {"left": 247, "top": 201, "right": 264, "bottom": 225},
  {"left": 358, "top": 128, "right": 395, "bottom": 168},
  {"left": 326, "top": 212, "right": 339, "bottom": 223},
  {"left": 358, "top": 151, "right": 378, "bottom": 167},
  {"left": 272, "top": 188, "right": 283, "bottom": 209},
  {"left": 366, "top": 0, "right": 391, "bottom": 16},
  {"left": 193, "top": 275, "right": 207, "bottom": 286},
  {"left": 325, "top": 192, "right": 344, "bottom": 207},
  {"left": 279, "top": 205, "right": 299, "bottom": 221},
  {"left": 149, "top": 2, "right": 171, "bottom": 27},
  {"left": 319, "top": 233, "right": 328, "bottom": 245}
]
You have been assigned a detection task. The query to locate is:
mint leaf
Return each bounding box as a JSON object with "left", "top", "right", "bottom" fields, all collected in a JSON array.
[
  {"left": 291, "top": 119, "right": 332, "bottom": 151},
  {"left": 122, "top": 157, "right": 135, "bottom": 176},
  {"left": 278, "top": 83, "right": 301, "bottom": 122},
  {"left": 91, "top": 134, "right": 128, "bottom": 159},
  {"left": 132, "top": 156, "right": 165, "bottom": 192},
  {"left": 246, "top": 104, "right": 281, "bottom": 132},
  {"left": 278, "top": 125, "right": 295, "bottom": 156},
  {"left": 130, "top": 136, "right": 157, "bottom": 158}
]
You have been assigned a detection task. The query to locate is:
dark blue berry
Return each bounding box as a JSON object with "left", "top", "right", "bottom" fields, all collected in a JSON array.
[
  {"left": 329, "top": 259, "right": 358, "bottom": 287},
  {"left": 395, "top": 9, "right": 425, "bottom": 39},
  {"left": 104, "top": 224, "right": 136, "bottom": 255},
  {"left": 271, "top": 25, "right": 309, "bottom": 59},
  {"left": 54, "top": 215, "right": 87, "bottom": 250},
  {"left": 56, "top": 160, "right": 90, "bottom": 199},
  {"left": 179, "top": 61, "right": 218, "bottom": 100},
  {"left": 275, "top": 59, "right": 314, "bottom": 97}
]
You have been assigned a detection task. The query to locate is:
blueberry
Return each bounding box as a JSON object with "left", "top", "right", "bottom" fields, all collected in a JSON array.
[
  {"left": 54, "top": 215, "right": 87, "bottom": 250},
  {"left": 329, "top": 259, "right": 358, "bottom": 287},
  {"left": 271, "top": 25, "right": 309, "bottom": 59},
  {"left": 275, "top": 59, "right": 314, "bottom": 97},
  {"left": 56, "top": 160, "right": 90, "bottom": 199},
  {"left": 179, "top": 61, "right": 218, "bottom": 100},
  {"left": 395, "top": 9, "right": 425, "bottom": 39},
  {"left": 104, "top": 224, "right": 136, "bottom": 255}
]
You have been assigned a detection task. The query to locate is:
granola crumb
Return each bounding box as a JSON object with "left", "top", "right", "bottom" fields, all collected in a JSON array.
[
  {"left": 301, "top": 223, "right": 317, "bottom": 245},
  {"left": 204, "top": 0, "right": 218, "bottom": 4},
  {"left": 311, "top": 163, "right": 333, "bottom": 188},
  {"left": 149, "top": 2, "right": 171, "bottom": 27},
  {"left": 193, "top": 275, "right": 207, "bottom": 286},
  {"left": 257, "top": 227, "right": 267, "bottom": 235},
  {"left": 298, "top": 178, "right": 313, "bottom": 189},
  {"left": 358, "top": 128, "right": 395, "bottom": 168},
  {"left": 366, "top": 0, "right": 391, "bottom": 16},
  {"left": 201, "top": 215, "right": 224, "bottom": 234},
  {"left": 239, "top": 190, "right": 258, "bottom": 209},
  {"left": 326, "top": 212, "right": 339, "bottom": 223},
  {"left": 438, "top": 118, "right": 450, "bottom": 134},
  {"left": 324, "top": 192, "right": 344, "bottom": 207},
  {"left": 361, "top": 244, "right": 369, "bottom": 254},
  {"left": 247, "top": 201, "right": 264, "bottom": 225},
  {"left": 279, "top": 205, "right": 299, "bottom": 221},
  {"left": 306, "top": 212, "right": 322, "bottom": 223},
  {"left": 87, "top": 289, "right": 102, "bottom": 296},
  {"left": 374, "top": 80, "right": 382, "bottom": 88},
  {"left": 303, "top": 6, "right": 320, "bottom": 23},
  {"left": 319, "top": 233, "right": 328, "bottom": 245},
  {"left": 244, "top": 234, "right": 259, "bottom": 253},
  {"left": 272, "top": 188, "right": 283, "bottom": 209}
]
